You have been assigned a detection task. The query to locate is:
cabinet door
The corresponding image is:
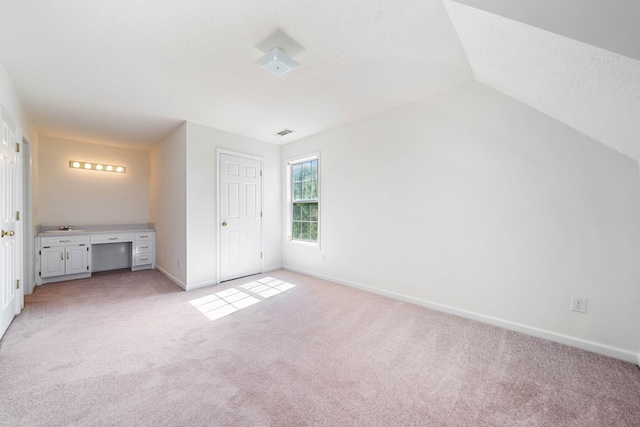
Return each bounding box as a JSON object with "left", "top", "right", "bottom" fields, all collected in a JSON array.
[
  {"left": 41, "top": 248, "right": 65, "bottom": 278},
  {"left": 66, "top": 246, "right": 88, "bottom": 275}
]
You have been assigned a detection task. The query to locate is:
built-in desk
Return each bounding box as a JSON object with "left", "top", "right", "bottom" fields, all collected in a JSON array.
[{"left": 36, "top": 227, "right": 155, "bottom": 285}]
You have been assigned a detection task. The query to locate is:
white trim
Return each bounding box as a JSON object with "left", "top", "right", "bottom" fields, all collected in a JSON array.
[
  {"left": 283, "top": 265, "right": 640, "bottom": 364},
  {"left": 263, "top": 264, "right": 283, "bottom": 273},
  {"left": 185, "top": 280, "right": 217, "bottom": 292},
  {"left": 216, "top": 148, "right": 264, "bottom": 285},
  {"left": 160, "top": 267, "right": 216, "bottom": 292},
  {"left": 156, "top": 266, "right": 187, "bottom": 290}
]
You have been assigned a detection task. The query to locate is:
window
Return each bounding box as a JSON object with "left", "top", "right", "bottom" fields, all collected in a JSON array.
[{"left": 288, "top": 154, "right": 319, "bottom": 243}]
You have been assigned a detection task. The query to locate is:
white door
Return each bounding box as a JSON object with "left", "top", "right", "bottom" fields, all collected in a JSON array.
[
  {"left": 0, "top": 107, "right": 21, "bottom": 338},
  {"left": 219, "top": 152, "right": 262, "bottom": 282}
]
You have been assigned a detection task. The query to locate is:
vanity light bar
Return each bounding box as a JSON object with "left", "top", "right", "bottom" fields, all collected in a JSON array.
[{"left": 69, "top": 161, "right": 126, "bottom": 173}]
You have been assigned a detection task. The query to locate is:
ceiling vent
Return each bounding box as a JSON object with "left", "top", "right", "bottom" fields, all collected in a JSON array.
[{"left": 275, "top": 128, "right": 295, "bottom": 137}]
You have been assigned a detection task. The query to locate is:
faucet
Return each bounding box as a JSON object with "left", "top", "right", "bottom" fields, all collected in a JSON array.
[{"left": 58, "top": 226, "right": 73, "bottom": 231}]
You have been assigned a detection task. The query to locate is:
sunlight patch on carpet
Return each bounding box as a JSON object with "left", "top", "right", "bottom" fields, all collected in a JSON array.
[{"left": 189, "top": 277, "right": 296, "bottom": 320}]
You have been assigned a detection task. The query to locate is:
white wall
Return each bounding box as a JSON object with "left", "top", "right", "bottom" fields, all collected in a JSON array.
[
  {"left": 282, "top": 81, "right": 640, "bottom": 362},
  {"left": 38, "top": 136, "right": 150, "bottom": 226},
  {"left": 150, "top": 123, "right": 187, "bottom": 287},
  {"left": 185, "top": 122, "right": 282, "bottom": 290}
]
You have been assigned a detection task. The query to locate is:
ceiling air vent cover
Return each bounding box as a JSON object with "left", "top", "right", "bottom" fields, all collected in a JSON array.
[{"left": 275, "top": 128, "right": 295, "bottom": 137}]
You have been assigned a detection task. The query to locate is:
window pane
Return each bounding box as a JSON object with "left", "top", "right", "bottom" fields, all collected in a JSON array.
[
  {"left": 301, "top": 204, "right": 310, "bottom": 221},
  {"left": 293, "top": 204, "right": 301, "bottom": 221},
  {"left": 309, "top": 203, "right": 318, "bottom": 221},
  {"left": 311, "top": 160, "right": 318, "bottom": 180},
  {"left": 310, "top": 222, "right": 318, "bottom": 241},
  {"left": 293, "top": 182, "right": 302, "bottom": 200},
  {"left": 309, "top": 181, "right": 317, "bottom": 199},
  {"left": 293, "top": 164, "right": 302, "bottom": 182},
  {"left": 303, "top": 181, "right": 312, "bottom": 200},
  {"left": 302, "top": 162, "right": 310, "bottom": 181},
  {"left": 293, "top": 222, "right": 302, "bottom": 240},
  {"left": 300, "top": 222, "right": 310, "bottom": 240}
]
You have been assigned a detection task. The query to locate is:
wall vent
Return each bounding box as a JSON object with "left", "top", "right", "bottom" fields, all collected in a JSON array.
[{"left": 275, "top": 128, "right": 295, "bottom": 137}]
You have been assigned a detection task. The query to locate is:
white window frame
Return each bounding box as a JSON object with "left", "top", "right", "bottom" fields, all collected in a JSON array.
[{"left": 286, "top": 152, "right": 320, "bottom": 247}]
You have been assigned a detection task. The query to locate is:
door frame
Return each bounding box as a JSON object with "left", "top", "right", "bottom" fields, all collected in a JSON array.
[
  {"left": 216, "top": 148, "right": 264, "bottom": 284},
  {"left": 21, "top": 137, "right": 33, "bottom": 296}
]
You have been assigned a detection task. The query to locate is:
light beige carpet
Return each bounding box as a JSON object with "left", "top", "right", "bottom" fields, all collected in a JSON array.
[{"left": 1, "top": 269, "right": 639, "bottom": 426}]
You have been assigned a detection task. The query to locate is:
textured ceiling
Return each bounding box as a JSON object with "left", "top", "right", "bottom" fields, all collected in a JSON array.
[
  {"left": 446, "top": 0, "right": 640, "bottom": 162},
  {"left": 0, "top": 1, "right": 637, "bottom": 158},
  {"left": 452, "top": 0, "right": 640, "bottom": 60},
  {"left": 0, "top": 0, "right": 472, "bottom": 150}
]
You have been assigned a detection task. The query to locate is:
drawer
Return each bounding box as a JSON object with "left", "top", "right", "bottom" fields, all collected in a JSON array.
[
  {"left": 134, "top": 241, "right": 153, "bottom": 253},
  {"left": 134, "top": 252, "right": 153, "bottom": 266},
  {"left": 91, "top": 233, "right": 134, "bottom": 244},
  {"left": 41, "top": 235, "right": 88, "bottom": 247},
  {"left": 135, "top": 232, "right": 154, "bottom": 241}
]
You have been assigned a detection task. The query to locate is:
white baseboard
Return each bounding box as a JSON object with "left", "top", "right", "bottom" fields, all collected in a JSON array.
[
  {"left": 263, "top": 264, "right": 283, "bottom": 273},
  {"left": 156, "top": 266, "right": 187, "bottom": 291},
  {"left": 185, "top": 280, "right": 217, "bottom": 292},
  {"left": 156, "top": 267, "right": 217, "bottom": 292},
  {"left": 283, "top": 265, "right": 640, "bottom": 365}
]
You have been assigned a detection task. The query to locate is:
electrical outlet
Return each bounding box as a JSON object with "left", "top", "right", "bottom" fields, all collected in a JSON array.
[
  {"left": 321, "top": 254, "right": 326, "bottom": 263},
  {"left": 571, "top": 296, "right": 587, "bottom": 313}
]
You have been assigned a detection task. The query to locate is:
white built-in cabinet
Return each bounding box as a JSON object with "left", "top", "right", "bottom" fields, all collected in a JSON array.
[
  {"left": 39, "top": 235, "right": 90, "bottom": 281},
  {"left": 37, "top": 229, "right": 155, "bottom": 285},
  {"left": 133, "top": 232, "right": 154, "bottom": 270}
]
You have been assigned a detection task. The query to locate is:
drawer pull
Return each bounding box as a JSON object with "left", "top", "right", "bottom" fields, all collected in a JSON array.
[
  {"left": 108, "top": 237, "right": 118, "bottom": 240},
  {"left": 140, "top": 257, "right": 149, "bottom": 262},
  {"left": 140, "top": 245, "right": 149, "bottom": 249},
  {"left": 60, "top": 239, "right": 71, "bottom": 242},
  {"left": 139, "top": 235, "right": 148, "bottom": 238}
]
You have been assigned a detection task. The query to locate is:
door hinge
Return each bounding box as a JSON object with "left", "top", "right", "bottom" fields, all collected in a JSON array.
[
  {"left": 260, "top": 211, "right": 263, "bottom": 218},
  {"left": 39, "top": 250, "right": 41, "bottom": 255},
  {"left": 261, "top": 252, "right": 263, "bottom": 259},
  {"left": 38, "top": 272, "right": 41, "bottom": 277},
  {"left": 16, "top": 280, "right": 20, "bottom": 290},
  {"left": 87, "top": 247, "right": 89, "bottom": 251},
  {"left": 86, "top": 266, "right": 89, "bottom": 271},
  {"left": 16, "top": 211, "right": 20, "bottom": 221},
  {"left": 15, "top": 142, "right": 20, "bottom": 153},
  {"left": 260, "top": 170, "right": 262, "bottom": 177}
]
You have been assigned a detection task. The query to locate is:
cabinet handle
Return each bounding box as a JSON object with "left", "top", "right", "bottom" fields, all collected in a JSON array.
[
  {"left": 139, "top": 235, "right": 148, "bottom": 238},
  {"left": 60, "top": 239, "right": 71, "bottom": 243},
  {"left": 67, "top": 252, "right": 70, "bottom": 260},
  {"left": 108, "top": 237, "right": 118, "bottom": 240},
  {"left": 1, "top": 229, "right": 15, "bottom": 238},
  {"left": 140, "top": 257, "right": 149, "bottom": 261},
  {"left": 141, "top": 245, "right": 149, "bottom": 249},
  {"left": 60, "top": 252, "right": 64, "bottom": 261}
]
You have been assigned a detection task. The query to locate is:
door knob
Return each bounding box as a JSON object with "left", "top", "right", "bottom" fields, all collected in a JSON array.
[
  {"left": 1, "top": 230, "right": 15, "bottom": 238},
  {"left": 221, "top": 221, "right": 228, "bottom": 227}
]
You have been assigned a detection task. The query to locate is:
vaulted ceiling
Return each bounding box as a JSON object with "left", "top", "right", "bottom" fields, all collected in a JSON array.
[{"left": 0, "top": 0, "right": 638, "bottom": 160}]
